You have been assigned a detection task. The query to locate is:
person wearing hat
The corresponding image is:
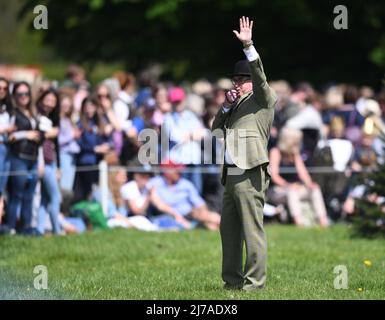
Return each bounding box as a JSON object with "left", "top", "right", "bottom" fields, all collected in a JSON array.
[
  {"left": 162, "top": 87, "right": 206, "bottom": 194},
  {"left": 211, "top": 17, "right": 277, "bottom": 291}
]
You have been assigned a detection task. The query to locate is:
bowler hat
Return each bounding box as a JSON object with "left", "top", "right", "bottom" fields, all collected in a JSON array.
[{"left": 228, "top": 60, "right": 251, "bottom": 78}]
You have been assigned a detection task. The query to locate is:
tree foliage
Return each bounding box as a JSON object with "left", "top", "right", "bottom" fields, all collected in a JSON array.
[
  {"left": 21, "top": 0, "right": 385, "bottom": 86},
  {"left": 353, "top": 136, "right": 385, "bottom": 238}
]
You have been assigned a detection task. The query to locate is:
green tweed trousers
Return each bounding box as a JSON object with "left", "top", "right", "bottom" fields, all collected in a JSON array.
[{"left": 220, "top": 163, "right": 270, "bottom": 290}]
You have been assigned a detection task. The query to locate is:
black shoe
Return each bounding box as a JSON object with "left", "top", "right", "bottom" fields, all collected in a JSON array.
[
  {"left": 223, "top": 283, "right": 243, "bottom": 290},
  {"left": 18, "top": 227, "right": 42, "bottom": 236}
]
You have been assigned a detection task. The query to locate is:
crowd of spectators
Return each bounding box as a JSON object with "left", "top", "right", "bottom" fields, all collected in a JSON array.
[{"left": 0, "top": 64, "right": 384, "bottom": 235}]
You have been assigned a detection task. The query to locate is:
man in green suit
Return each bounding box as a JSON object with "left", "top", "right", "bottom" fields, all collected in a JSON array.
[{"left": 211, "top": 16, "right": 277, "bottom": 291}]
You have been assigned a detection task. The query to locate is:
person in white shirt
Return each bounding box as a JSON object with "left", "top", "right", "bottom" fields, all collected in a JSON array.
[
  {"left": 113, "top": 72, "right": 136, "bottom": 133},
  {"left": 121, "top": 168, "right": 152, "bottom": 217}
]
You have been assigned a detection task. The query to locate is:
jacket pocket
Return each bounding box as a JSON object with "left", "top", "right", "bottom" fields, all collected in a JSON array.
[{"left": 237, "top": 129, "right": 260, "bottom": 138}]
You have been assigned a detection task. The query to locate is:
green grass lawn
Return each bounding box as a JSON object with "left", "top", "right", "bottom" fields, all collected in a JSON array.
[{"left": 0, "top": 224, "right": 384, "bottom": 299}]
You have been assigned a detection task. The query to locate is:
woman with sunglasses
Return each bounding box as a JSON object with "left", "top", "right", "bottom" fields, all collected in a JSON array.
[
  {"left": 35, "top": 88, "right": 62, "bottom": 235},
  {"left": 0, "top": 77, "right": 15, "bottom": 222},
  {"left": 95, "top": 84, "right": 122, "bottom": 156},
  {"left": 7, "top": 82, "right": 41, "bottom": 234}
]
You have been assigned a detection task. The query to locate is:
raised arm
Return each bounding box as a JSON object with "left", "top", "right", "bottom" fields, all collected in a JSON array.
[{"left": 233, "top": 16, "right": 277, "bottom": 109}]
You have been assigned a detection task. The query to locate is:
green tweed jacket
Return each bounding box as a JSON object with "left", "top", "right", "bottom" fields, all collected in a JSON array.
[{"left": 211, "top": 56, "right": 277, "bottom": 170}]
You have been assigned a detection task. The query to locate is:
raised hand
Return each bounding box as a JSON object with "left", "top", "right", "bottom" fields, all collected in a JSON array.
[{"left": 233, "top": 16, "right": 253, "bottom": 45}]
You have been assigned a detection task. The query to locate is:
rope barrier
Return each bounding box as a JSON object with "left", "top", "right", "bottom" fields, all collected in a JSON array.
[{"left": 0, "top": 165, "right": 376, "bottom": 176}]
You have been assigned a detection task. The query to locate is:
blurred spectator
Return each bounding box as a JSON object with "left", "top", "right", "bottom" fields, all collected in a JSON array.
[
  {"left": 149, "top": 160, "right": 220, "bottom": 230},
  {"left": 35, "top": 88, "right": 62, "bottom": 235},
  {"left": 378, "top": 90, "right": 385, "bottom": 121},
  {"left": 323, "top": 85, "right": 364, "bottom": 146},
  {"left": 343, "top": 120, "right": 379, "bottom": 216},
  {"left": 189, "top": 79, "right": 212, "bottom": 116},
  {"left": 212, "top": 84, "right": 228, "bottom": 109},
  {"left": 6, "top": 82, "right": 41, "bottom": 234},
  {"left": 350, "top": 121, "right": 378, "bottom": 173},
  {"left": 92, "top": 159, "right": 158, "bottom": 231},
  {"left": 113, "top": 72, "right": 139, "bottom": 165},
  {"left": 356, "top": 86, "right": 375, "bottom": 113},
  {"left": 201, "top": 98, "right": 223, "bottom": 213},
  {"left": 96, "top": 84, "right": 121, "bottom": 131},
  {"left": 59, "top": 93, "right": 80, "bottom": 191},
  {"left": 286, "top": 83, "right": 323, "bottom": 163},
  {"left": 152, "top": 84, "right": 171, "bottom": 127},
  {"left": 186, "top": 92, "right": 205, "bottom": 117},
  {"left": 325, "top": 116, "right": 354, "bottom": 171},
  {"left": 268, "top": 127, "right": 329, "bottom": 227},
  {"left": 270, "top": 80, "right": 298, "bottom": 129},
  {"left": 62, "top": 64, "right": 87, "bottom": 90},
  {"left": 113, "top": 71, "right": 136, "bottom": 129},
  {"left": 356, "top": 98, "right": 385, "bottom": 163},
  {"left": 121, "top": 161, "right": 153, "bottom": 217},
  {"left": 61, "top": 64, "right": 90, "bottom": 113},
  {"left": 0, "top": 77, "right": 15, "bottom": 221},
  {"left": 311, "top": 116, "right": 352, "bottom": 221},
  {"left": 95, "top": 83, "right": 122, "bottom": 155},
  {"left": 131, "top": 97, "right": 158, "bottom": 134},
  {"left": 74, "top": 97, "right": 112, "bottom": 201},
  {"left": 162, "top": 87, "right": 207, "bottom": 194},
  {"left": 116, "top": 161, "right": 163, "bottom": 230},
  {"left": 135, "top": 71, "right": 155, "bottom": 111}
]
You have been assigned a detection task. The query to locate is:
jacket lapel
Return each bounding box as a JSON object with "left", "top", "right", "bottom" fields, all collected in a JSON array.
[
  {"left": 228, "top": 91, "right": 253, "bottom": 127},
  {"left": 235, "top": 91, "right": 253, "bottom": 109}
]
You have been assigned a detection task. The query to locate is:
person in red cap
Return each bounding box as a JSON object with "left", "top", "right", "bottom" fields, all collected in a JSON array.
[
  {"left": 212, "top": 17, "right": 277, "bottom": 291},
  {"left": 162, "top": 87, "right": 206, "bottom": 194},
  {"left": 148, "top": 159, "right": 220, "bottom": 230}
]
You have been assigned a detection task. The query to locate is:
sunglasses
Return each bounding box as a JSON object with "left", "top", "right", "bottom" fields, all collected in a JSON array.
[
  {"left": 16, "top": 92, "right": 30, "bottom": 98},
  {"left": 97, "top": 94, "right": 109, "bottom": 99}
]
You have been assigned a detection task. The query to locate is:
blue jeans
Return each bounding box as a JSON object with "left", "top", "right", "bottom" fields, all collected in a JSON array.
[
  {"left": 60, "top": 152, "right": 76, "bottom": 191},
  {"left": 182, "top": 165, "right": 203, "bottom": 195},
  {"left": 0, "top": 143, "right": 10, "bottom": 194},
  {"left": 37, "top": 163, "right": 62, "bottom": 234},
  {"left": 6, "top": 155, "right": 38, "bottom": 230}
]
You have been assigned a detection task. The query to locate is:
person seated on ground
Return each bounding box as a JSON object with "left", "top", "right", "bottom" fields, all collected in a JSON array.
[
  {"left": 268, "top": 127, "right": 329, "bottom": 227},
  {"left": 121, "top": 159, "right": 195, "bottom": 231},
  {"left": 343, "top": 120, "right": 379, "bottom": 217},
  {"left": 149, "top": 159, "right": 221, "bottom": 231},
  {"left": 92, "top": 158, "right": 158, "bottom": 231},
  {"left": 55, "top": 188, "right": 86, "bottom": 234},
  {"left": 121, "top": 160, "right": 153, "bottom": 216}
]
